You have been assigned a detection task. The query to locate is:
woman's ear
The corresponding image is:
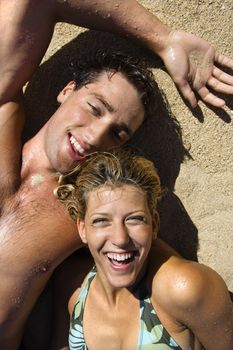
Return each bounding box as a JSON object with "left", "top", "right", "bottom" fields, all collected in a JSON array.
[
  {"left": 57, "top": 81, "right": 76, "bottom": 103},
  {"left": 152, "top": 212, "right": 160, "bottom": 240},
  {"left": 77, "top": 218, "right": 87, "bottom": 244}
]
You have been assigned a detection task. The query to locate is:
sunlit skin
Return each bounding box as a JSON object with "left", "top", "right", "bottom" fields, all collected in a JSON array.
[
  {"left": 1, "top": 1, "right": 233, "bottom": 346},
  {"left": 0, "top": 72, "right": 145, "bottom": 349},
  {"left": 22, "top": 72, "right": 145, "bottom": 175},
  {"left": 77, "top": 185, "right": 157, "bottom": 291},
  {"left": 1, "top": 0, "right": 233, "bottom": 205},
  {"left": 55, "top": 182, "right": 233, "bottom": 350}
]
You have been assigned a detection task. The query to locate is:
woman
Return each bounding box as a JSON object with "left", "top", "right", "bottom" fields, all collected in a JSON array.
[{"left": 55, "top": 149, "right": 233, "bottom": 350}]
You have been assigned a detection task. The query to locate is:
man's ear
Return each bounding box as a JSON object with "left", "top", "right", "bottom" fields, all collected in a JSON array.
[
  {"left": 152, "top": 212, "right": 160, "bottom": 240},
  {"left": 77, "top": 218, "right": 87, "bottom": 244},
  {"left": 57, "top": 81, "right": 76, "bottom": 103}
]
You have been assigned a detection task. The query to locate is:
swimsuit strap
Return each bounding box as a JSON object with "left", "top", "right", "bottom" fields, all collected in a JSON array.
[
  {"left": 69, "top": 267, "right": 182, "bottom": 350},
  {"left": 138, "top": 286, "right": 182, "bottom": 350},
  {"left": 69, "top": 267, "right": 96, "bottom": 350}
]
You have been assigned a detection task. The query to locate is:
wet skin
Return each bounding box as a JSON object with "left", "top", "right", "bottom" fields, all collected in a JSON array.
[
  {"left": 0, "top": 71, "right": 145, "bottom": 348},
  {"left": 77, "top": 185, "right": 157, "bottom": 290},
  {"left": 38, "top": 72, "right": 145, "bottom": 173}
]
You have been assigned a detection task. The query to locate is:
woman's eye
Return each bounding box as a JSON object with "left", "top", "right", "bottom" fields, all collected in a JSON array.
[
  {"left": 92, "top": 218, "right": 108, "bottom": 226},
  {"left": 127, "top": 216, "right": 146, "bottom": 224}
]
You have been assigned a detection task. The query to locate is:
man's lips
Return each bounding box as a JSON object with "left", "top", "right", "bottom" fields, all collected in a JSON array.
[
  {"left": 67, "top": 133, "right": 92, "bottom": 162},
  {"left": 69, "top": 134, "right": 86, "bottom": 156}
]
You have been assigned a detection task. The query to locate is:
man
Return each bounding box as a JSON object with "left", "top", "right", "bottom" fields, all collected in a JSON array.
[
  {"left": 0, "top": 51, "right": 160, "bottom": 349},
  {"left": 1, "top": 0, "right": 233, "bottom": 199}
]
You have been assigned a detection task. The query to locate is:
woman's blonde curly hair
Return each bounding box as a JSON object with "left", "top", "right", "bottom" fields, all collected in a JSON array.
[{"left": 54, "top": 149, "right": 161, "bottom": 222}]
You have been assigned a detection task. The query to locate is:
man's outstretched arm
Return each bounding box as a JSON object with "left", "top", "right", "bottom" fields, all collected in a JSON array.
[
  {"left": 55, "top": 0, "right": 233, "bottom": 108},
  {"left": 0, "top": 0, "right": 55, "bottom": 197},
  {"left": 0, "top": 94, "right": 24, "bottom": 207},
  {"left": 1, "top": 0, "right": 233, "bottom": 107},
  {"left": 0, "top": 0, "right": 233, "bottom": 197}
]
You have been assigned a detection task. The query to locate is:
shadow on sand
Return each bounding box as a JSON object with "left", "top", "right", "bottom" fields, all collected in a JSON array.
[
  {"left": 22, "top": 31, "right": 232, "bottom": 350},
  {"left": 24, "top": 30, "right": 198, "bottom": 261}
]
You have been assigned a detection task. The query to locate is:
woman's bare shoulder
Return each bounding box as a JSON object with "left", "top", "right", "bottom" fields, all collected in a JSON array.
[{"left": 150, "top": 240, "right": 231, "bottom": 322}]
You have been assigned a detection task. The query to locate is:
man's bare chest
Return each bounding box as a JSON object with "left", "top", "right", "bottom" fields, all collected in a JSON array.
[
  {"left": 0, "top": 171, "right": 65, "bottom": 227},
  {"left": 0, "top": 171, "right": 79, "bottom": 262},
  {"left": 19, "top": 171, "right": 58, "bottom": 203}
]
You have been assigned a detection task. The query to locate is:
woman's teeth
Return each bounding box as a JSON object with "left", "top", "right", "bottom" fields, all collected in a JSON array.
[{"left": 107, "top": 252, "right": 135, "bottom": 263}]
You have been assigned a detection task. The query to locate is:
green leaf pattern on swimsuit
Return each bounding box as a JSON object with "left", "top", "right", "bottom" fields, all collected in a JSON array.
[
  {"left": 69, "top": 269, "right": 96, "bottom": 350},
  {"left": 138, "top": 297, "right": 182, "bottom": 349},
  {"left": 69, "top": 267, "right": 182, "bottom": 349}
]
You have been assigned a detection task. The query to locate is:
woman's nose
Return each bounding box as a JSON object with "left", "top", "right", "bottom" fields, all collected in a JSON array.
[{"left": 111, "top": 223, "right": 130, "bottom": 248}]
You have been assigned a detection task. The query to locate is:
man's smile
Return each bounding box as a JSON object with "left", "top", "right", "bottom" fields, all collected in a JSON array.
[{"left": 69, "top": 134, "right": 86, "bottom": 156}]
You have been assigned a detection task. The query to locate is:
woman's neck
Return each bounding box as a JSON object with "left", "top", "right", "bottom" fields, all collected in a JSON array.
[{"left": 92, "top": 258, "right": 149, "bottom": 308}]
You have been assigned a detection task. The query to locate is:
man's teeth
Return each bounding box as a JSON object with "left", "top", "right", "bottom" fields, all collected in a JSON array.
[
  {"left": 70, "top": 135, "right": 85, "bottom": 155},
  {"left": 107, "top": 252, "right": 134, "bottom": 262}
]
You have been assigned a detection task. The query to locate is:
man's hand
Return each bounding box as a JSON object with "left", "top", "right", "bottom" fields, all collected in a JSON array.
[{"left": 159, "top": 30, "right": 233, "bottom": 108}]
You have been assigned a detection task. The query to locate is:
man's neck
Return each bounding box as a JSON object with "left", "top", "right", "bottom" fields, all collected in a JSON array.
[{"left": 21, "top": 130, "right": 53, "bottom": 180}]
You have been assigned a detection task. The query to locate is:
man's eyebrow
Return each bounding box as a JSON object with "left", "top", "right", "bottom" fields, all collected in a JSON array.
[
  {"left": 90, "top": 93, "right": 115, "bottom": 113},
  {"left": 90, "top": 92, "right": 132, "bottom": 136}
]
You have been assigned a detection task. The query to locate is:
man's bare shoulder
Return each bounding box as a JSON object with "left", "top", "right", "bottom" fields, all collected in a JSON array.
[
  {"left": 0, "top": 171, "right": 81, "bottom": 270},
  {"left": 1, "top": 172, "right": 62, "bottom": 220},
  {"left": 0, "top": 168, "right": 82, "bottom": 346}
]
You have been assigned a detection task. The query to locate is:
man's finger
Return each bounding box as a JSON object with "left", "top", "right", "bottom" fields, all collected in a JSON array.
[
  {"left": 198, "top": 86, "right": 225, "bottom": 108},
  {"left": 212, "top": 67, "right": 233, "bottom": 86},
  {"left": 215, "top": 51, "right": 233, "bottom": 68},
  {"left": 208, "top": 77, "right": 233, "bottom": 94},
  {"left": 177, "top": 81, "right": 197, "bottom": 108}
]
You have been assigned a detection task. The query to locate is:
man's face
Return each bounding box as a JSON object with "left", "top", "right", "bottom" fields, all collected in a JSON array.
[{"left": 44, "top": 71, "right": 145, "bottom": 172}]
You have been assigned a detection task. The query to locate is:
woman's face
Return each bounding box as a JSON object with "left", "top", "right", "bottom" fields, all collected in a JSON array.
[{"left": 77, "top": 184, "right": 157, "bottom": 289}]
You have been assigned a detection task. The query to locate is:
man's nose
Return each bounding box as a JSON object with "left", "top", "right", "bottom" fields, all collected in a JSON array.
[
  {"left": 111, "top": 223, "right": 130, "bottom": 248},
  {"left": 84, "top": 120, "right": 111, "bottom": 148}
]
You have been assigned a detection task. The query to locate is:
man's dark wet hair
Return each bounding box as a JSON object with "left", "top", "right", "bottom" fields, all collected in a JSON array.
[{"left": 70, "top": 50, "right": 161, "bottom": 121}]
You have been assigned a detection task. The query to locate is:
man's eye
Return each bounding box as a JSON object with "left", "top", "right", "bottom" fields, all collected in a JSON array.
[
  {"left": 112, "top": 129, "right": 129, "bottom": 144},
  {"left": 87, "top": 102, "right": 101, "bottom": 116},
  {"left": 112, "top": 130, "right": 122, "bottom": 143}
]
